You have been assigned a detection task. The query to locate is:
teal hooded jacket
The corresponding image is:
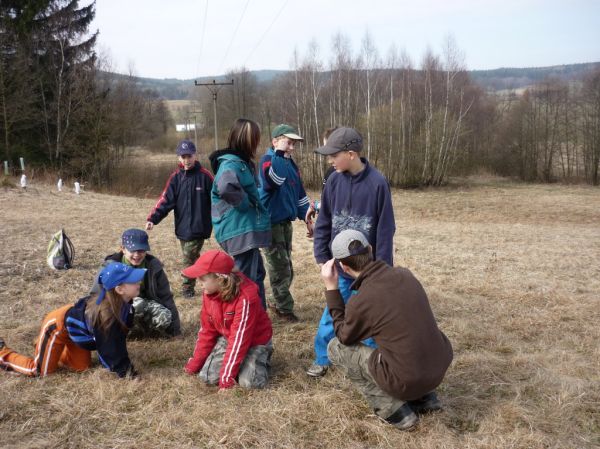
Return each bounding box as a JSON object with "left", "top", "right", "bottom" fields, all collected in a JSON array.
[{"left": 209, "top": 150, "right": 271, "bottom": 255}]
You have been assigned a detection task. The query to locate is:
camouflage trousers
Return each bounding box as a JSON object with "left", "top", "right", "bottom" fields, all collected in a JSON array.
[
  {"left": 131, "top": 297, "right": 172, "bottom": 336},
  {"left": 263, "top": 221, "right": 294, "bottom": 313},
  {"left": 198, "top": 336, "right": 273, "bottom": 389},
  {"left": 179, "top": 239, "right": 204, "bottom": 291},
  {"left": 328, "top": 338, "right": 405, "bottom": 420}
]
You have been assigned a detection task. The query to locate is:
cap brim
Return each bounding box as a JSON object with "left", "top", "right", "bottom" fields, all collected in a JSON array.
[
  {"left": 314, "top": 145, "right": 341, "bottom": 155},
  {"left": 126, "top": 244, "right": 150, "bottom": 252},
  {"left": 181, "top": 265, "right": 207, "bottom": 279},
  {"left": 124, "top": 268, "right": 146, "bottom": 284},
  {"left": 282, "top": 133, "right": 304, "bottom": 141}
]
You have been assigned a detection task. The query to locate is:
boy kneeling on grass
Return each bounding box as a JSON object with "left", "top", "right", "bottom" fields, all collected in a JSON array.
[
  {"left": 183, "top": 250, "right": 273, "bottom": 390},
  {"left": 321, "top": 230, "right": 453, "bottom": 431}
]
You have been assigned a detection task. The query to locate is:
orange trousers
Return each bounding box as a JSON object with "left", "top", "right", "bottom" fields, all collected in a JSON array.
[{"left": 0, "top": 304, "right": 91, "bottom": 377}]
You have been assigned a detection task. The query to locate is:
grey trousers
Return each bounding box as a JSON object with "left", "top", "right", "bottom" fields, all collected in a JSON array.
[
  {"left": 199, "top": 336, "right": 273, "bottom": 389},
  {"left": 328, "top": 337, "right": 405, "bottom": 419}
]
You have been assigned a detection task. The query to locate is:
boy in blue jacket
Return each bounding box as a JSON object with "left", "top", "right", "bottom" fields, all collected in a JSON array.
[
  {"left": 146, "top": 140, "right": 213, "bottom": 298},
  {"left": 307, "top": 127, "right": 396, "bottom": 377},
  {"left": 258, "top": 124, "right": 310, "bottom": 322}
]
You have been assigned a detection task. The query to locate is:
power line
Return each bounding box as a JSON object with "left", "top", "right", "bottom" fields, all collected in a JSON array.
[
  {"left": 194, "top": 79, "right": 235, "bottom": 151},
  {"left": 217, "top": 0, "right": 251, "bottom": 74},
  {"left": 194, "top": 0, "right": 210, "bottom": 78},
  {"left": 243, "top": 0, "right": 290, "bottom": 67}
]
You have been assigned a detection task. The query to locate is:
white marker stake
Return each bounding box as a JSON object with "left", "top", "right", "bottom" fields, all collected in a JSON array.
[
  {"left": 74, "top": 181, "right": 81, "bottom": 195},
  {"left": 3, "top": 161, "right": 8, "bottom": 176},
  {"left": 57, "top": 178, "right": 63, "bottom": 192},
  {"left": 19, "top": 157, "right": 25, "bottom": 171},
  {"left": 20, "top": 174, "right": 27, "bottom": 189}
]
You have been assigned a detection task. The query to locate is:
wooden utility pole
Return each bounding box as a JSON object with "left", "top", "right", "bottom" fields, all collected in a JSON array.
[
  {"left": 191, "top": 110, "right": 202, "bottom": 151},
  {"left": 194, "top": 79, "right": 234, "bottom": 150}
]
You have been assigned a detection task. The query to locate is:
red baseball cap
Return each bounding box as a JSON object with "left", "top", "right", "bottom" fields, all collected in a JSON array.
[{"left": 182, "top": 250, "right": 235, "bottom": 279}]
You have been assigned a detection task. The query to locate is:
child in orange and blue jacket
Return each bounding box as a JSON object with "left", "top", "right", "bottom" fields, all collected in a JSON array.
[{"left": 0, "top": 263, "right": 145, "bottom": 378}]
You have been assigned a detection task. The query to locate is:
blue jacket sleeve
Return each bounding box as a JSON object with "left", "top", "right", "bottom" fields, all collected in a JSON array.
[
  {"left": 313, "top": 182, "right": 333, "bottom": 264},
  {"left": 147, "top": 170, "right": 178, "bottom": 225},
  {"left": 260, "top": 150, "right": 287, "bottom": 191},
  {"left": 374, "top": 182, "right": 396, "bottom": 266}
]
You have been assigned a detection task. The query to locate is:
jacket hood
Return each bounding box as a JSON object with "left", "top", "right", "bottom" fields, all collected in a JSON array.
[{"left": 209, "top": 148, "right": 251, "bottom": 174}]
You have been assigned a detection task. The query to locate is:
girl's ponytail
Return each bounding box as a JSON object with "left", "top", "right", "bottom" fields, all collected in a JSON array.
[{"left": 87, "top": 289, "right": 130, "bottom": 335}]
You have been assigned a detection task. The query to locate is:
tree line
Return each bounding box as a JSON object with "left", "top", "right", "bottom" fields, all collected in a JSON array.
[
  {"left": 0, "top": 1, "right": 172, "bottom": 186},
  {"left": 2, "top": 3, "right": 599, "bottom": 189},
  {"left": 196, "top": 34, "right": 600, "bottom": 187}
]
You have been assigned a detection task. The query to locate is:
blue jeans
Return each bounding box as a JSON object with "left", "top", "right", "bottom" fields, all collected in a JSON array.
[
  {"left": 234, "top": 248, "right": 267, "bottom": 309},
  {"left": 313, "top": 275, "right": 377, "bottom": 366}
]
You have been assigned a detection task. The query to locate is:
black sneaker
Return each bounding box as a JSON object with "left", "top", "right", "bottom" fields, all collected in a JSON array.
[
  {"left": 0, "top": 338, "right": 5, "bottom": 350},
  {"left": 182, "top": 289, "right": 195, "bottom": 299},
  {"left": 386, "top": 403, "right": 419, "bottom": 431},
  {"left": 407, "top": 391, "right": 442, "bottom": 414}
]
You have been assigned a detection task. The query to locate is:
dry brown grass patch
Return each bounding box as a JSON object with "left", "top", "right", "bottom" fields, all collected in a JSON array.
[{"left": 1, "top": 181, "right": 599, "bottom": 448}]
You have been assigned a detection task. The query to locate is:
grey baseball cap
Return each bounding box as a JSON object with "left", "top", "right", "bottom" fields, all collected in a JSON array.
[
  {"left": 314, "top": 127, "right": 363, "bottom": 155},
  {"left": 331, "top": 229, "right": 369, "bottom": 259}
]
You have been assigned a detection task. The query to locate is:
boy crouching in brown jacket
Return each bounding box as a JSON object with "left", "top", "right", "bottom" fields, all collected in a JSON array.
[{"left": 321, "top": 230, "right": 453, "bottom": 431}]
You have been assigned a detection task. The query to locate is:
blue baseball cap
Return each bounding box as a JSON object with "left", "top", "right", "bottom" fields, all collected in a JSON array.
[
  {"left": 96, "top": 262, "right": 146, "bottom": 304},
  {"left": 176, "top": 140, "right": 196, "bottom": 156},
  {"left": 122, "top": 228, "right": 150, "bottom": 252}
]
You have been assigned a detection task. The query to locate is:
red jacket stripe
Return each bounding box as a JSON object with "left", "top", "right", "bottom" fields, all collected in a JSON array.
[{"left": 221, "top": 298, "right": 250, "bottom": 385}]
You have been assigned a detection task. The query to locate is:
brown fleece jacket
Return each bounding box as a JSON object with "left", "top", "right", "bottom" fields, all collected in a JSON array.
[{"left": 326, "top": 260, "right": 453, "bottom": 401}]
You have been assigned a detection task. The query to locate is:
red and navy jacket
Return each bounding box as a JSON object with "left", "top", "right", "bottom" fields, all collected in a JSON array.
[
  {"left": 258, "top": 147, "right": 310, "bottom": 225},
  {"left": 184, "top": 274, "right": 273, "bottom": 388},
  {"left": 147, "top": 161, "right": 213, "bottom": 241}
]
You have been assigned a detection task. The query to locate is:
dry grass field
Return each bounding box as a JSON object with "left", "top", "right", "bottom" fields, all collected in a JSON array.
[{"left": 1, "top": 178, "right": 599, "bottom": 449}]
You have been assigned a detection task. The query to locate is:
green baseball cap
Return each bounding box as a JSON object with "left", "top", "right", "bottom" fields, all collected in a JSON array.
[{"left": 271, "top": 124, "right": 304, "bottom": 141}]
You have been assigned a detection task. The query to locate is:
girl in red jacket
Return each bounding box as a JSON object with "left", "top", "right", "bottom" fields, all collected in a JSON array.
[{"left": 183, "top": 250, "right": 273, "bottom": 390}]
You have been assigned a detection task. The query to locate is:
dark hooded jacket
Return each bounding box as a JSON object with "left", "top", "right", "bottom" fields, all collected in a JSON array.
[{"left": 90, "top": 253, "right": 181, "bottom": 336}]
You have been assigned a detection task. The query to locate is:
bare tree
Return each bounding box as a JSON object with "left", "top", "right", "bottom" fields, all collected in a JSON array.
[{"left": 580, "top": 69, "right": 600, "bottom": 184}]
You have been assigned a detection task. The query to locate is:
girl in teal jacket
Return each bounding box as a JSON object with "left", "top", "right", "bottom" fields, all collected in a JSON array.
[{"left": 208, "top": 118, "right": 271, "bottom": 308}]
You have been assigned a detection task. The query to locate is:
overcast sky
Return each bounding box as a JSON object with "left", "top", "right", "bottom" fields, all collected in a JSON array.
[{"left": 92, "top": 0, "right": 600, "bottom": 79}]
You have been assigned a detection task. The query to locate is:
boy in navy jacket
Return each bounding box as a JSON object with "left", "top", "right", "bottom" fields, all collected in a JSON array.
[
  {"left": 146, "top": 140, "right": 213, "bottom": 298},
  {"left": 258, "top": 124, "right": 310, "bottom": 322},
  {"left": 307, "top": 127, "right": 396, "bottom": 378}
]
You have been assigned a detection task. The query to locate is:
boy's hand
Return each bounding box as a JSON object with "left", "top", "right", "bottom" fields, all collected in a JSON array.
[
  {"left": 274, "top": 137, "right": 294, "bottom": 158},
  {"left": 145, "top": 221, "right": 154, "bottom": 231},
  {"left": 305, "top": 219, "right": 314, "bottom": 238},
  {"left": 321, "top": 259, "right": 338, "bottom": 290},
  {"left": 274, "top": 138, "right": 287, "bottom": 151},
  {"left": 305, "top": 205, "right": 316, "bottom": 223}
]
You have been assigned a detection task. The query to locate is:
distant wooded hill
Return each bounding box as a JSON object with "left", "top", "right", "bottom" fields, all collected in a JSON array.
[{"left": 102, "top": 63, "right": 600, "bottom": 100}]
